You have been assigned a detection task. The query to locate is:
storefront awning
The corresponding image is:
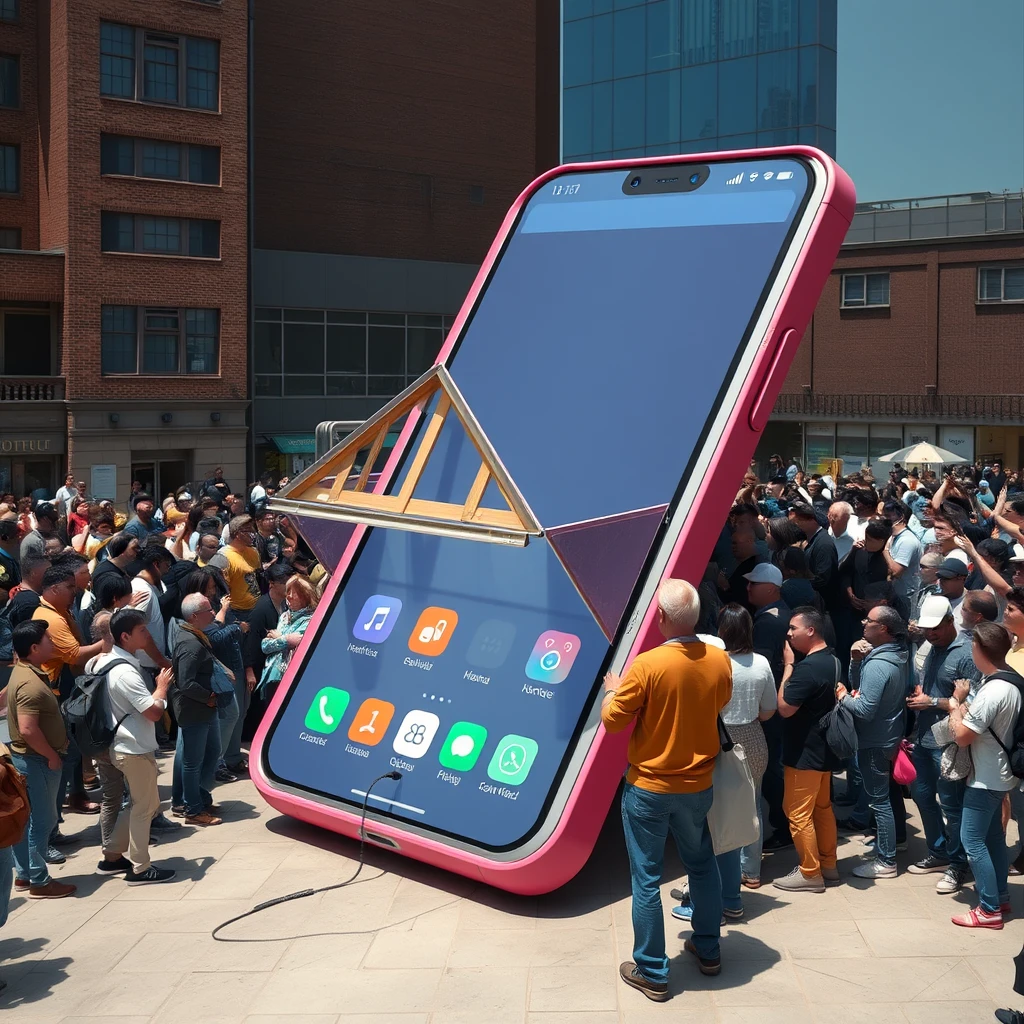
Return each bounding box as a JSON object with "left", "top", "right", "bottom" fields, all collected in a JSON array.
[{"left": 269, "top": 434, "right": 316, "bottom": 454}]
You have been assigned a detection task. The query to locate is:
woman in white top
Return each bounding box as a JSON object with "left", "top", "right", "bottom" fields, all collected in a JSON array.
[
  {"left": 671, "top": 604, "right": 777, "bottom": 925},
  {"left": 947, "top": 621, "right": 1022, "bottom": 930}
]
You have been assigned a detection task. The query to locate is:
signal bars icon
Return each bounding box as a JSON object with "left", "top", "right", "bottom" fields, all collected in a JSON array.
[{"left": 725, "top": 172, "right": 744, "bottom": 186}]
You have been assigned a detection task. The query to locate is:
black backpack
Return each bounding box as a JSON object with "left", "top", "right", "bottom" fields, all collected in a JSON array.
[
  {"left": 0, "top": 603, "right": 13, "bottom": 664},
  {"left": 61, "top": 659, "right": 132, "bottom": 757},
  {"left": 983, "top": 670, "right": 1024, "bottom": 780}
]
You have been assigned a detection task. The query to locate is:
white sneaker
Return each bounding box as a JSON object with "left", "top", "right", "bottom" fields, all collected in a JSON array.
[{"left": 852, "top": 858, "right": 897, "bottom": 879}]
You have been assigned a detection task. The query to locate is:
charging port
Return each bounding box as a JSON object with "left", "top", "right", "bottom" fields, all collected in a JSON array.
[{"left": 361, "top": 830, "right": 401, "bottom": 850}]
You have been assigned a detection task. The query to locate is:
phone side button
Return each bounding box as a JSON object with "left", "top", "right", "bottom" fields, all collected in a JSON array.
[{"left": 749, "top": 328, "right": 798, "bottom": 433}]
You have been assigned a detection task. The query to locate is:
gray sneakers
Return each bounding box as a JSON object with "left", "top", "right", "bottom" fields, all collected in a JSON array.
[
  {"left": 852, "top": 858, "right": 897, "bottom": 879},
  {"left": 772, "top": 867, "right": 825, "bottom": 893},
  {"left": 935, "top": 866, "right": 969, "bottom": 894}
]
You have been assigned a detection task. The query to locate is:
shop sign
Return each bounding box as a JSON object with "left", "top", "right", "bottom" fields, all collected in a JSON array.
[{"left": 0, "top": 438, "right": 54, "bottom": 453}]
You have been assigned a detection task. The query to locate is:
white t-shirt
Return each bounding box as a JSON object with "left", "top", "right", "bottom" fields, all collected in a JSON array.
[
  {"left": 846, "top": 518, "right": 869, "bottom": 545},
  {"left": 721, "top": 652, "right": 777, "bottom": 726},
  {"left": 91, "top": 648, "right": 158, "bottom": 755},
  {"left": 963, "top": 676, "right": 1021, "bottom": 791},
  {"left": 131, "top": 577, "right": 166, "bottom": 669},
  {"left": 830, "top": 528, "right": 854, "bottom": 566}
]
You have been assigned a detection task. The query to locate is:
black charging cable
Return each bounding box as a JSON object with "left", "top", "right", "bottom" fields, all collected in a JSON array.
[{"left": 211, "top": 770, "right": 403, "bottom": 941}]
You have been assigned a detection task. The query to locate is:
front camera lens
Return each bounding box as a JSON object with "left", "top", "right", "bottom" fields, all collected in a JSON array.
[{"left": 630, "top": 176, "right": 641, "bottom": 189}]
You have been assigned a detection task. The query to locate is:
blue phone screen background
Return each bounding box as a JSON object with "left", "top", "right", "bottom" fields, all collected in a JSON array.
[{"left": 265, "top": 159, "right": 811, "bottom": 850}]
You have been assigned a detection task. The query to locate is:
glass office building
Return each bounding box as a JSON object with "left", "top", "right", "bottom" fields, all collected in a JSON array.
[{"left": 561, "top": 0, "right": 837, "bottom": 161}]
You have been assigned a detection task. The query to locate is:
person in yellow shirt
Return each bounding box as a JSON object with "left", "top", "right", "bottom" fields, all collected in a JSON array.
[
  {"left": 602, "top": 578, "right": 732, "bottom": 1002},
  {"left": 208, "top": 516, "right": 261, "bottom": 614}
]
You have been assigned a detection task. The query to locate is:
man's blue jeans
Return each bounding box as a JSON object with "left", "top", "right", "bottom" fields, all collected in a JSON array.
[
  {"left": 10, "top": 751, "right": 61, "bottom": 886},
  {"left": 621, "top": 782, "right": 721, "bottom": 985},
  {"left": 173, "top": 721, "right": 222, "bottom": 815},
  {"left": 0, "top": 844, "right": 13, "bottom": 929},
  {"left": 217, "top": 693, "right": 239, "bottom": 763},
  {"left": 861, "top": 746, "right": 898, "bottom": 865},
  {"left": 960, "top": 786, "right": 1010, "bottom": 914},
  {"left": 911, "top": 744, "right": 966, "bottom": 867}
]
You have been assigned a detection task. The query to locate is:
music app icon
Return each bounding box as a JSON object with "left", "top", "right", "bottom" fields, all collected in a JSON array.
[{"left": 352, "top": 595, "right": 402, "bottom": 643}]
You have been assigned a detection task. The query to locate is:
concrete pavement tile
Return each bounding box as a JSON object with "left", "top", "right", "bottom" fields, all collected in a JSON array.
[
  {"left": 432, "top": 966, "right": 529, "bottom": 1022},
  {"left": 766, "top": 890, "right": 856, "bottom": 921},
  {"left": 716, "top": 1007, "right": 818, "bottom": 1024},
  {"left": 965, "top": 953, "right": 1023, "bottom": 1005},
  {"left": 1, "top": 967, "right": 185, "bottom": 1018},
  {"left": 794, "top": 956, "right": 984, "bottom": 1004},
  {"left": 701, "top": 958, "right": 806, "bottom": 1006},
  {"left": 772, "top": 919, "right": 871, "bottom": 958},
  {"left": 900, "top": 1002, "right": 1002, "bottom": 1024},
  {"left": 152, "top": 970, "right": 273, "bottom": 1023},
  {"left": 840, "top": 882, "right": 934, "bottom": 919},
  {"left": 456, "top": 892, "right": 538, "bottom": 930},
  {"left": 111, "top": 877, "right": 198, "bottom": 900},
  {"left": 447, "top": 929, "right": 546, "bottom": 968},
  {"left": 534, "top": 900, "right": 614, "bottom": 931},
  {"left": 448, "top": 926, "right": 617, "bottom": 969},
  {"left": 858, "top": 916, "right": 1023, "bottom": 957},
  {"left": 273, "top": 932, "right": 375, "bottom": 971},
  {"left": 216, "top": 843, "right": 296, "bottom": 870},
  {"left": 619, "top": 1003, "right": 717, "bottom": 1024},
  {"left": 527, "top": 1014, "right": 621, "bottom": 1024},
  {"left": 527, "top": 965, "right": 618, "bottom": 1012},
  {"left": 363, "top": 911, "right": 458, "bottom": 969},
  {"left": 183, "top": 866, "right": 278, "bottom": 900},
  {"left": 257, "top": 967, "right": 442, "bottom": 1015},
  {"left": 117, "top": 931, "right": 289, "bottom": 973},
  {"left": 243, "top": 1016, "right": 340, "bottom": 1024}
]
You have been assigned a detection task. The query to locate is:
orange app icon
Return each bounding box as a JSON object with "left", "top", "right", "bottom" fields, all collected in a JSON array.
[
  {"left": 408, "top": 607, "right": 458, "bottom": 656},
  {"left": 347, "top": 699, "right": 395, "bottom": 746}
]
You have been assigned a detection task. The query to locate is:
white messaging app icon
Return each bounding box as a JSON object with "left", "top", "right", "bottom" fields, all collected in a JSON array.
[{"left": 392, "top": 710, "right": 441, "bottom": 758}]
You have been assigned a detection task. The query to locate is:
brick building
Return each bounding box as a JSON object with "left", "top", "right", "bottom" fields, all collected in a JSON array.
[
  {"left": 0, "top": 0, "right": 247, "bottom": 504},
  {"left": 250, "top": 0, "right": 559, "bottom": 479},
  {"left": 755, "top": 190, "right": 1024, "bottom": 476}
]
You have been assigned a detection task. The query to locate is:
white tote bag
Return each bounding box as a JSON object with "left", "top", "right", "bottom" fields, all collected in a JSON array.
[{"left": 707, "top": 719, "right": 759, "bottom": 855}]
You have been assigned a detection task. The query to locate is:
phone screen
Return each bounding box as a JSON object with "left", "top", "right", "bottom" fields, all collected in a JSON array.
[{"left": 264, "top": 157, "right": 814, "bottom": 851}]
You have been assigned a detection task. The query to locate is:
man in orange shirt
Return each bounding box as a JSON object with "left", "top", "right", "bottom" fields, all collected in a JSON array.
[{"left": 602, "top": 578, "right": 733, "bottom": 1002}]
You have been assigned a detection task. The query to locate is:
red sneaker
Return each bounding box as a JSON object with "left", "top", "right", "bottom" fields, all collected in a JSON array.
[{"left": 952, "top": 907, "right": 1003, "bottom": 930}]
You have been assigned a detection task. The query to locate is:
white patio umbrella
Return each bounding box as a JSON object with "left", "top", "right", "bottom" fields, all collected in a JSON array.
[{"left": 875, "top": 442, "right": 969, "bottom": 466}]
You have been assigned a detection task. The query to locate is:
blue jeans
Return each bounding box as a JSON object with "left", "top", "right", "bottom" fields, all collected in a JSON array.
[
  {"left": 960, "top": 787, "right": 1010, "bottom": 914},
  {"left": 55, "top": 731, "right": 82, "bottom": 826},
  {"left": 621, "top": 782, "right": 721, "bottom": 985},
  {"left": 173, "top": 721, "right": 222, "bottom": 815},
  {"left": 217, "top": 693, "right": 239, "bottom": 764},
  {"left": 861, "top": 746, "right": 898, "bottom": 865},
  {"left": 0, "top": 844, "right": 13, "bottom": 929},
  {"left": 911, "top": 744, "right": 966, "bottom": 867},
  {"left": 10, "top": 751, "right": 62, "bottom": 886}
]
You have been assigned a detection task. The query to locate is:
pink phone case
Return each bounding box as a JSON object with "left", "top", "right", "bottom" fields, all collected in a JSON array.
[{"left": 251, "top": 147, "right": 856, "bottom": 895}]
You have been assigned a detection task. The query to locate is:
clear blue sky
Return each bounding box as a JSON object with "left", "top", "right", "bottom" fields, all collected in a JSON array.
[{"left": 837, "top": 0, "right": 1024, "bottom": 203}]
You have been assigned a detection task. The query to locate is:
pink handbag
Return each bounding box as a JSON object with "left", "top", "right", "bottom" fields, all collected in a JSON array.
[{"left": 893, "top": 740, "right": 917, "bottom": 786}]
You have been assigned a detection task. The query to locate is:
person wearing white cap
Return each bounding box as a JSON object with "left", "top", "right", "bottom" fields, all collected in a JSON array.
[
  {"left": 905, "top": 594, "right": 980, "bottom": 894},
  {"left": 977, "top": 479, "right": 996, "bottom": 509}
]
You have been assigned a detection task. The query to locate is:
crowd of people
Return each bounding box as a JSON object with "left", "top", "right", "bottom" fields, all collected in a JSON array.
[
  {"left": 605, "top": 455, "right": 1024, "bottom": 1020},
  {"left": 0, "top": 467, "right": 324, "bottom": 994}
]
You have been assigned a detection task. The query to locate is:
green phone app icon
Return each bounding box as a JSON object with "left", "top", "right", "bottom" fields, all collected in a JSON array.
[
  {"left": 438, "top": 721, "right": 488, "bottom": 772},
  {"left": 486, "top": 734, "right": 539, "bottom": 786},
  {"left": 304, "top": 687, "right": 350, "bottom": 734}
]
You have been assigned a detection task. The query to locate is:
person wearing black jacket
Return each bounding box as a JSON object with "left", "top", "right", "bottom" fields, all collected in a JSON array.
[
  {"left": 789, "top": 503, "right": 840, "bottom": 614},
  {"left": 242, "top": 562, "right": 294, "bottom": 738},
  {"left": 169, "top": 593, "right": 221, "bottom": 826}
]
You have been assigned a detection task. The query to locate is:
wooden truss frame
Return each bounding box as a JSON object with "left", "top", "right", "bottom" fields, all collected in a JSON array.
[{"left": 270, "top": 365, "right": 543, "bottom": 547}]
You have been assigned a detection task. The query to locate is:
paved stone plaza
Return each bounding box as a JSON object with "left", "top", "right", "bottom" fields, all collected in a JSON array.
[{"left": 1, "top": 751, "right": 1021, "bottom": 1023}]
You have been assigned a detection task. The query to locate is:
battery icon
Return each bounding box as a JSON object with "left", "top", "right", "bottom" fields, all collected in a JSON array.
[{"left": 777, "top": 171, "right": 794, "bottom": 180}]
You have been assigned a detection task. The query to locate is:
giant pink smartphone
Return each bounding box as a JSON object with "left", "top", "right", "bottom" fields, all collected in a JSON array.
[{"left": 252, "top": 148, "right": 855, "bottom": 895}]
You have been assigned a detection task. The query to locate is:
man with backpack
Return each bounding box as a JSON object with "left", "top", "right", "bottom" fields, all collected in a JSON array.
[
  {"left": 774, "top": 606, "right": 842, "bottom": 894},
  {"left": 6, "top": 620, "right": 80, "bottom": 898},
  {"left": 88, "top": 608, "right": 175, "bottom": 885}
]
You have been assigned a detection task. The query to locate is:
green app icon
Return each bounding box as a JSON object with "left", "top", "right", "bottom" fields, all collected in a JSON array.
[
  {"left": 438, "top": 721, "right": 488, "bottom": 772},
  {"left": 486, "top": 734, "right": 539, "bottom": 786},
  {"left": 304, "top": 687, "right": 350, "bottom": 734}
]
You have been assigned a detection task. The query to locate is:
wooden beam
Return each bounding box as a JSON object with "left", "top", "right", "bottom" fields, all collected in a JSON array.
[
  {"left": 395, "top": 393, "right": 451, "bottom": 511},
  {"left": 461, "top": 464, "right": 491, "bottom": 521}
]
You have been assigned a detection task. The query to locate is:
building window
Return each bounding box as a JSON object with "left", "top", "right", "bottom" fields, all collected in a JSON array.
[
  {"left": 0, "top": 0, "right": 17, "bottom": 21},
  {"left": 254, "top": 309, "right": 454, "bottom": 398},
  {"left": 0, "top": 56, "right": 19, "bottom": 108},
  {"left": 101, "top": 212, "right": 220, "bottom": 258},
  {"left": 102, "top": 305, "right": 220, "bottom": 375},
  {"left": 841, "top": 272, "right": 890, "bottom": 308},
  {"left": 0, "top": 227, "right": 20, "bottom": 249},
  {"left": 100, "top": 23, "right": 220, "bottom": 112},
  {"left": 101, "top": 135, "right": 220, "bottom": 185},
  {"left": 978, "top": 266, "right": 1024, "bottom": 304},
  {"left": 0, "top": 144, "right": 18, "bottom": 194}
]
